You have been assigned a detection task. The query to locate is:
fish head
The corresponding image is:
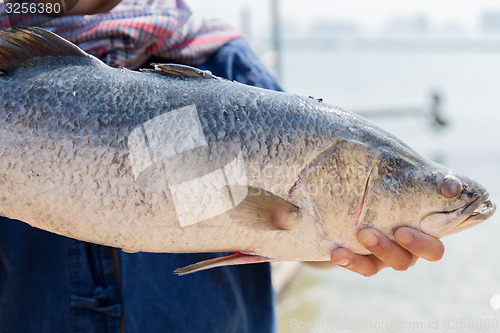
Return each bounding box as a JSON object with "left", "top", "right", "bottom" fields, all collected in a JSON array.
[
  {"left": 292, "top": 138, "right": 496, "bottom": 253},
  {"left": 371, "top": 153, "right": 495, "bottom": 240},
  {"left": 417, "top": 172, "right": 495, "bottom": 237}
]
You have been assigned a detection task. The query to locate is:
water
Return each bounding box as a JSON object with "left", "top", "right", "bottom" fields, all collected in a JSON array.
[{"left": 277, "top": 49, "right": 500, "bottom": 332}]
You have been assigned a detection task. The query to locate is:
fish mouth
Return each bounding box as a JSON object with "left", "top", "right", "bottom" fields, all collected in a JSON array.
[
  {"left": 420, "top": 192, "right": 496, "bottom": 237},
  {"left": 448, "top": 192, "right": 496, "bottom": 235}
]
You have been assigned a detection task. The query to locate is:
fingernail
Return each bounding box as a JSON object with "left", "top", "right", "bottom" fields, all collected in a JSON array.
[
  {"left": 359, "top": 230, "right": 378, "bottom": 247},
  {"left": 334, "top": 257, "right": 350, "bottom": 266},
  {"left": 396, "top": 230, "right": 414, "bottom": 244},
  {"left": 331, "top": 251, "right": 350, "bottom": 266}
]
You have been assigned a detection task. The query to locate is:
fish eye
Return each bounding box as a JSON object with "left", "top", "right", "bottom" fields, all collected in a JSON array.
[{"left": 441, "top": 175, "right": 463, "bottom": 198}]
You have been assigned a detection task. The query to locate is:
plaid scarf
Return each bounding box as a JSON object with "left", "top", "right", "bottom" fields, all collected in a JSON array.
[{"left": 0, "top": 0, "right": 243, "bottom": 68}]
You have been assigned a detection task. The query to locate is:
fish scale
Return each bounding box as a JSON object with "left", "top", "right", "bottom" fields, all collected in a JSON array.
[{"left": 0, "top": 27, "right": 495, "bottom": 274}]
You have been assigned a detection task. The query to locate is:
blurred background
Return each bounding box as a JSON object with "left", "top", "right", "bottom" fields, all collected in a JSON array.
[{"left": 189, "top": 1, "right": 500, "bottom": 332}]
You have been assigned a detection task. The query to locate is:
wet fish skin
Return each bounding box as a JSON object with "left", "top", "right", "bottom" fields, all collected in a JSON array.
[
  {"left": 0, "top": 28, "right": 495, "bottom": 273},
  {"left": 0, "top": 28, "right": 341, "bottom": 260}
]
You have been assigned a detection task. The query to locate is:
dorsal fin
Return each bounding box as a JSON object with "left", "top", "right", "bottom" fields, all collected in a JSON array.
[
  {"left": 140, "top": 63, "right": 214, "bottom": 79},
  {"left": 0, "top": 26, "right": 90, "bottom": 74}
]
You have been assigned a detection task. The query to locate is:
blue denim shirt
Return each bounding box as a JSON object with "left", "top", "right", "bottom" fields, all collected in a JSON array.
[{"left": 0, "top": 38, "right": 282, "bottom": 333}]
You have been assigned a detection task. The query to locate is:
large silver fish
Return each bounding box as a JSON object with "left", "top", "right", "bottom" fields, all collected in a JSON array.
[{"left": 0, "top": 27, "right": 495, "bottom": 274}]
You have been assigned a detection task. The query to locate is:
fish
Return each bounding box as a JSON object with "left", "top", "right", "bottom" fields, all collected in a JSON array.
[{"left": 0, "top": 27, "right": 496, "bottom": 275}]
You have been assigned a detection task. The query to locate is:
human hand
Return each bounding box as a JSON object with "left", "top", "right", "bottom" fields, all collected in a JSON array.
[{"left": 308, "top": 227, "right": 445, "bottom": 277}]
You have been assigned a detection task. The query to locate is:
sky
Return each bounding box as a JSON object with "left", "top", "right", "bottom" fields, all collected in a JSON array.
[{"left": 187, "top": 0, "right": 500, "bottom": 36}]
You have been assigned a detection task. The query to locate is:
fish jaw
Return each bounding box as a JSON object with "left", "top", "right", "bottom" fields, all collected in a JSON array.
[
  {"left": 419, "top": 192, "right": 496, "bottom": 238},
  {"left": 447, "top": 198, "right": 496, "bottom": 235}
]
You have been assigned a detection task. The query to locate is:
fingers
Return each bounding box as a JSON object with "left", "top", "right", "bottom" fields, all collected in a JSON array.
[
  {"left": 331, "top": 248, "right": 387, "bottom": 277},
  {"left": 394, "top": 227, "right": 445, "bottom": 262},
  {"left": 357, "top": 228, "right": 417, "bottom": 271},
  {"left": 323, "top": 227, "right": 446, "bottom": 277}
]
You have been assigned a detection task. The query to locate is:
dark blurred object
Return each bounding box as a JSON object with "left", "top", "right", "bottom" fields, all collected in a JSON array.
[{"left": 431, "top": 92, "right": 447, "bottom": 128}]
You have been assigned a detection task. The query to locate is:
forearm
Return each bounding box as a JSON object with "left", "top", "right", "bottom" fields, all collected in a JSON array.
[{"left": 37, "top": 0, "right": 122, "bottom": 15}]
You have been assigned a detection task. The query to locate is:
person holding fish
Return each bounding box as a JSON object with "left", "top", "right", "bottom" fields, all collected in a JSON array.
[{"left": 0, "top": 0, "right": 454, "bottom": 332}]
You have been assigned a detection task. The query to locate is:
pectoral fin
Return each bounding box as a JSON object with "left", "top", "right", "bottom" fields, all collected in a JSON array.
[
  {"left": 229, "top": 186, "right": 301, "bottom": 231},
  {"left": 173, "top": 252, "right": 273, "bottom": 276}
]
